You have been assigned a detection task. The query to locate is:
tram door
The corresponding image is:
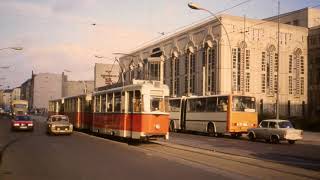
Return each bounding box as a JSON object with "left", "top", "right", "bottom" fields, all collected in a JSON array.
[
  {"left": 180, "top": 98, "right": 187, "bottom": 130},
  {"left": 128, "top": 91, "right": 134, "bottom": 138}
]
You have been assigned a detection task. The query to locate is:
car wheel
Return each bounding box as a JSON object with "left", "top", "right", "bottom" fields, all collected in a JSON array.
[
  {"left": 271, "top": 135, "right": 280, "bottom": 144},
  {"left": 207, "top": 123, "right": 215, "bottom": 137},
  {"left": 248, "top": 132, "right": 256, "bottom": 141},
  {"left": 288, "top": 140, "right": 295, "bottom": 144}
]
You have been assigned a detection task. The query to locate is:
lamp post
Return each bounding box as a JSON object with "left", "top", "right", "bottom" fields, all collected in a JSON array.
[{"left": 188, "top": 2, "right": 233, "bottom": 94}]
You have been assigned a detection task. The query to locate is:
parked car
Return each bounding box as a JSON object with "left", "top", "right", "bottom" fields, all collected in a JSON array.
[
  {"left": 11, "top": 115, "right": 34, "bottom": 131},
  {"left": 247, "top": 119, "right": 303, "bottom": 144},
  {"left": 46, "top": 115, "right": 73, "bottom": 135}
]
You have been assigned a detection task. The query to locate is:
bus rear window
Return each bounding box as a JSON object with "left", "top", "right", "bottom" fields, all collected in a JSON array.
[
  {"left": 232, "top": 96, "right": 256, "bottom": 112},
  {"left": 14, "top": 104, "right": 27, "bottom": 108}
]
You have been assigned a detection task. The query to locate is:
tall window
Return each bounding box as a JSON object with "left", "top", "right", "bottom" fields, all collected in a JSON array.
[
  {"left": 185, "top": 49, "right": 196, "bottom": 95},
  {"left": 170, "top": 54, "right": 180, "bottom": 97},
  {"left": 149, "top": 62, "right": 160, "bottom": 81},
  {"left": 261, "top": 45, "right": 278, "bottom": 96},
  {"left": 203, "top": 43, "right": 217, "bottom": 94},
  {"left": 232, "top": 41, "right": 250, "bottom": 94},
  {"left": 289, "top": 48, "right": 304, "bottom": 96}
]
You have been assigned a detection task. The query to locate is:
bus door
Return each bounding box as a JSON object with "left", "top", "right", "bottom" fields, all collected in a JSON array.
[{"left": 180, "top": 98, "right": 187, "bottom": 130}]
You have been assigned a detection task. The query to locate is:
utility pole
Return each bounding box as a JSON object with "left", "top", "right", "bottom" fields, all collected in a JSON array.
[{"left": 276, "top": 0, "right": 280, "bottom": 119}]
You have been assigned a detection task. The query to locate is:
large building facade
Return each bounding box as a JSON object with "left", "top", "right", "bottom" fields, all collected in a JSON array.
[
  {"left": 266, "top": 7, "right": 320, "bottom": 126},
  {"left": 119, "top": 14, "right": 308, "bottom": 119}
]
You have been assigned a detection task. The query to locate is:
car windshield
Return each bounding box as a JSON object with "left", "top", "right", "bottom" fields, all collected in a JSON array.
[
  {"left": 15, "top": 116, "right": 31, "bottom": 121},
  {"left": 51, "top": 116, "right": 68, "bottom": 122},
  {"left": 278, "top": 121, "right": 294, "bottom": 128}
]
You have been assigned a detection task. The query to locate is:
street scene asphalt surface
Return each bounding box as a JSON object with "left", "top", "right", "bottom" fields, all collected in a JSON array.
[
  {"left": 0, "top": 115, "right": 230, "bottom": 180},
  {"left": 1, "top": 115, "right": 320, "bottom": 180},
  {"left": 161, "top": 131, "right": 320, "bottom": 170}
]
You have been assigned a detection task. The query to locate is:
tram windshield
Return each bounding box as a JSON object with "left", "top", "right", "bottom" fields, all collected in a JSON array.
[
  {"left": 232, "top": 96, "right": 256, "bottom": 112},
  {"left": 150, "top": 96, "right": 165, "bottom": 112}
]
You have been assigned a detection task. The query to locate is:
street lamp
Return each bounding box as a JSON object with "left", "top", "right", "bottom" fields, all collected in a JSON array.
[
  {"left": 188, "top": 2, "right": 233, "bottom": 94},
  {"left": 0, "top": 47, "right": 23, "bottom": 51}
]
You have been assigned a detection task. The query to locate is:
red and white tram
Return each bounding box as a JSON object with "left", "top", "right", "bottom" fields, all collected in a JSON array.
[
  {"left": 92, "top": 80, "right": 170, "bottom": 140},
  {"left": 48, "top": 80, "right": 170, "bottom": 140}
]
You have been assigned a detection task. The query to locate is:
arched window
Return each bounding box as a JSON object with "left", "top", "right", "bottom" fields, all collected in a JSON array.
[
  {"left": 289, "top": 48, "right": 304, "bottom": 96},
  {"left": 202, "top": 41, "right": 218, "bottom": 95}
]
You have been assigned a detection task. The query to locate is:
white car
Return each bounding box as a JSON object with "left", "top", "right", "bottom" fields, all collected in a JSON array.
[
  {"left": 47, "top": 115, "right": 73, "bottom": 135},
  {"left": 247, "top": 119, "right": 303, "bottom": 144}
]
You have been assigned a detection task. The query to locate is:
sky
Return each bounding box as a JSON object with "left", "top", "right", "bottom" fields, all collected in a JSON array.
[{"left": 0, "top": 0, "right": 319, "bottom": 88}]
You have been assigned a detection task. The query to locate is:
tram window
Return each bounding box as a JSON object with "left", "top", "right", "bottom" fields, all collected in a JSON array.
[
  {"left": 134, "top": 90, "right": 141, "bottom": 112},
  {"left": 169, "top": 99, "right": 181, "bottom": 112},
  {"left": 206, "top": 97, "right": 217, "bottom": 112},
  {"left": 101, "top": 94, "right": 106, "bottom": 112},
  {"left": 114, "top": 92, "right": 121, "bottom": 112},
  {"left": 107, "top": 93, "right": 113, "bottom": 112},
  {"left": 95, "top": 96, "right": 101, "bottom": 112},
  {"left": 217, "top": 96, "right": 228, "bottom": 112},
  {"left": 150, "top": 96, "right": 163, "bottom": 111},
  {"left": 128, "top": 91, "right": 134, "bottom": 113}
]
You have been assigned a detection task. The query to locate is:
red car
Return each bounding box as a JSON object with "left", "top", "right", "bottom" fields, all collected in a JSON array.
[{"left": 11, "top": 115, "right": 34, "bottom": 131}]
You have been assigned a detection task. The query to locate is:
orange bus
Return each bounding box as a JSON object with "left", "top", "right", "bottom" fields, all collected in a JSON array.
[{"left": 168, "top": 95, "right": 258, "bottom": 137}]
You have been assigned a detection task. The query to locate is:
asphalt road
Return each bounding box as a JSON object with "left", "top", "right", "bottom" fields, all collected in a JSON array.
[
  {"left": 0, "top": 115, "right": 235, "bottom": 180},
  {"left": 158, "top": 130, "right": 320, "bottom": 170},
  {"left": 1, "top": 115, "right": 319, "bottom": 180}
]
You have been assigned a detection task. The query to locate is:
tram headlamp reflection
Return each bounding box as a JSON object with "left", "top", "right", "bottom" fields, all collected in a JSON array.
[{"left": 155, "top": 124, "right": 161, "bottom": 130}]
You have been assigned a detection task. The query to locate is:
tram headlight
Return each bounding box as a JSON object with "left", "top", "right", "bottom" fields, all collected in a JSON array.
[{"left": 155, "top": 124, "right": 161, "bottom": 130}]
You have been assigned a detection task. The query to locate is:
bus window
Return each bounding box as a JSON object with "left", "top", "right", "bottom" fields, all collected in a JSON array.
[
  {"left": 169, "top": 99, "right": 181, "bottom": 112},
  {"left": 232, "top": 96, "right": 256, "bottom": 112},
  {"left": 206, "top": 97, "right": 217, "bottom": 112},
  {"left": 217, "top": 96, "right": 228, "bottom": 112},
  {"left": 114, "top": 92, "right": 121, "bottom": 112},
  {"left": 134, "top": 90, "right": 141, "bottom": 112},
  {"left": 107, "top": 93, "right": 113, "bottom": 112}
]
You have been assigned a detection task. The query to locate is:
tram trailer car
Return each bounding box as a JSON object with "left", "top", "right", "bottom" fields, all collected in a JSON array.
[
  {"left": 64, "top": 94, "right": 93, "bottom": 131},
  {"left": 92, "top": 80, "right": 170, "bottom": 140},
  {"left": 48, "top": 99, "right": 64, "bottom": 116}
]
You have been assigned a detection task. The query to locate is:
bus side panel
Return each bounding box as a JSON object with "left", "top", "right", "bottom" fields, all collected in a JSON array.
[
  {"left": 169, "top": 112, "right": 181, "bottom": 130},
  {"left": 185, "top": 112, "right": 227, "bottom": 133}
]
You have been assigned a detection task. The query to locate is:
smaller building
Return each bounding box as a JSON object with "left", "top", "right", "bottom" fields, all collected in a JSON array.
[
  {"left": 94, "top": 63, "right": 121, "bottom": 89},
  {"left": 63, "top": 80, "right": 94, "bottom": 97}
]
